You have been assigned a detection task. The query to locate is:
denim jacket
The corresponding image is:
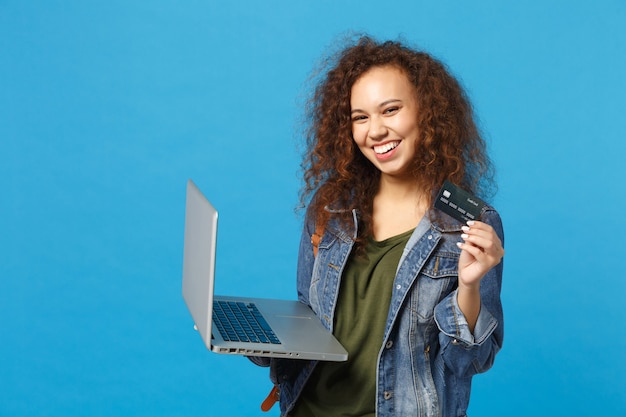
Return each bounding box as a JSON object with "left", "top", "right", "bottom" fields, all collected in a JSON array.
[{"left": 255, "top": 204, "right": 504, "bottom": 417}]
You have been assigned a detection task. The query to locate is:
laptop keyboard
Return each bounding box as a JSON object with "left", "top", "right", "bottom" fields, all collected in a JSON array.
[{"left": 213, "top": 301, "right": 281, "bottom": 344}]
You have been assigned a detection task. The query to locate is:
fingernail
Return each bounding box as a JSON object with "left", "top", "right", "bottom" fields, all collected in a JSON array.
[
  {"left": 461, "top": 233, "right": 469, "bottom": 239},
  {"left": 456, "top": 242, "right": 463, "bottom": 248},
  {"left": 466, "top": 220, "right": 475, "bottom": 226},
  {"left": 461, "top": 226, "right": 470, "bottom": 232}
]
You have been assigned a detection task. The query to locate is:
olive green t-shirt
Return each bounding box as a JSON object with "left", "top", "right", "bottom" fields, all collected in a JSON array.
[{"left": 290, "top": 228, "right": 414, "bottom": 417}]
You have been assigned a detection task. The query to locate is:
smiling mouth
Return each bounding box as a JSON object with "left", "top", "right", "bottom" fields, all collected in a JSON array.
[{"left": 374, "top": 141, "right": 400, "bottom": 155}]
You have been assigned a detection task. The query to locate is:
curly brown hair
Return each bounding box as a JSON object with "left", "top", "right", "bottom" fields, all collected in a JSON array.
[{"left": 300, "top": 35, "right": 495, "bottom": 238}]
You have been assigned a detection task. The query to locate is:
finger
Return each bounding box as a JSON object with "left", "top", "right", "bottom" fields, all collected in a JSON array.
[
  {"left": 457, "top": 240, "right": 503, "bottom": 268},
  {"left": 456, "top": 240, "right": 483, "bottom": 258},
  {"left": 462, "top": 224, "right": 503, "bottom": 251},
  {"left": 464, "top": 220, "right": 495, "bottom": 236},
  {"left": 460, "top": 231, "right": 502, "bottom": 255}
]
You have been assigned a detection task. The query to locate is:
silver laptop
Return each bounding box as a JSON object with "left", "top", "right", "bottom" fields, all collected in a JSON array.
[{"left": 182, "top": 179, "right": 348, "bottom": 361}]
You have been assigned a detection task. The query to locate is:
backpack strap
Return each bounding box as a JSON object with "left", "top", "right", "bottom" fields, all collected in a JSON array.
[
  {"left": 311, "top": 221, "right": 325, "bottom": 258},
  {"left": 261, "top": 385, "right": 280, "bottom": 412}
]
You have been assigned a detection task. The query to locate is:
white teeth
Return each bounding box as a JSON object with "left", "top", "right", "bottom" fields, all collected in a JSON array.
[{"left": 374, "top": 141, "right": 400, "bottom": 154}]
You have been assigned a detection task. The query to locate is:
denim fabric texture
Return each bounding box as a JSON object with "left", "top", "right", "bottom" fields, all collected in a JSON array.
[{"left": 253, "top": 203, "right": 504, "bottom": 417}]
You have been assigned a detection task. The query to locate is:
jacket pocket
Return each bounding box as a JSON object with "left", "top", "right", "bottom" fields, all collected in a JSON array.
[{"left": 416, "top": 251, "right": 458, "bottom": 321}]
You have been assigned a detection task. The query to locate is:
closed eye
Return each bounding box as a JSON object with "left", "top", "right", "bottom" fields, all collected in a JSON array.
[{"left": 383, "top": 106, "right": 400, "bottom": 115}]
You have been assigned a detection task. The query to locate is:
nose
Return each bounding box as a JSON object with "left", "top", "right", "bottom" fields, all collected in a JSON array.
[{"left": 369, "top": 116, "right": 388, "bottom": 140}]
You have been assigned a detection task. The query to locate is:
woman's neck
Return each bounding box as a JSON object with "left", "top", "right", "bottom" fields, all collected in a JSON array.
[
  {"left": 372, "top": 175, "right": 428, "bottom": 241},
  {"left": 376, "top": 173, "right": 424, "bottom": 201}
]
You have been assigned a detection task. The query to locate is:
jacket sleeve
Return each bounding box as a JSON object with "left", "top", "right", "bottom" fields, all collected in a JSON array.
[
  {"left": 433, "top": 208, "right": 505, "bottom": 377},
  {"left": 296, "top": 205, "right": 317, "bottom": 305}
]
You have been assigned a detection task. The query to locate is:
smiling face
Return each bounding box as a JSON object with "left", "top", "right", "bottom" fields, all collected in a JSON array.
[{"left": 350, "top": 65, "right": 420, "bottom": 181}]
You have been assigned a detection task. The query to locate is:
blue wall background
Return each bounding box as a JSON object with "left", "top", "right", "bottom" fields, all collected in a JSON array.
[{"left": 2, "top": 1, "right": 624, "bottom": 416}]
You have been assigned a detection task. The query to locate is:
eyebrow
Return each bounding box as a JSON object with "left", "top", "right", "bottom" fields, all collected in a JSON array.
[{"left": 350, "top": 99, "right": 402, "bottom": 114}]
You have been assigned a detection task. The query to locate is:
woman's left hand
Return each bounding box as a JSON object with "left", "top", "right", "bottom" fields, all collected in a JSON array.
[{"left": 457, "top": 220, "right": 504, "bottom": 289}]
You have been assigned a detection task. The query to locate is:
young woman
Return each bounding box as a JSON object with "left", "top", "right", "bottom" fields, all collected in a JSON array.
[{"left": 255, "top": 35, "right": 505, "bottom": 417}]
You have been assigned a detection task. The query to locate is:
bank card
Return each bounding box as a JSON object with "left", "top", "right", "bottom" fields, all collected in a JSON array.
[{"left": 434, "top": 180, "right": 487, "bottom": 223}]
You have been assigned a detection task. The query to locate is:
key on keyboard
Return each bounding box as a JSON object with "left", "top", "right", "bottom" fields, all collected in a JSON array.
[{"left": 213, "top": 301, "right": 281, "bottom": 344}]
